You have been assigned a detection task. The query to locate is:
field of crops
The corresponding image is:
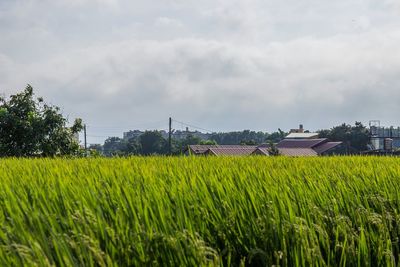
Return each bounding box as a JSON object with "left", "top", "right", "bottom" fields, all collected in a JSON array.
[{"left": 0, "top": 157, "right": 399, "bottom": 266}]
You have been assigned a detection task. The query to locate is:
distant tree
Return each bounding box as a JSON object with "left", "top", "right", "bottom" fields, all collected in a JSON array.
[
  {"left": 265, "top": 129, "right": 287, "bottom": 143},
  {"left": 88, "top": 144, "right": 103, "bottom": 157},
  {"left": 200, "top": 140, "right": 217, "bottom": 145},
  {"left": 317, "top": 122, "right": 369, "bottom": 152},
  {"left": 126, "top": 137, "right": 141, "bottom": 155},
  {"left": 0, "top": 85, "right": 83, "bottom": 157},
  {"left": 210, "top": 130, "right": 269, "bottom": 145},
  {"left": 139, "top": 131, "right": 167, "bottom": 155},
  {"left": 181, "top": 134, "right": 202, "bottom": 146},
  {"left": 175, "top": 134, "right": 202, "bottom": 154},
  {"left": 350, "top": 122, "right": 370, "bottom": 151},
  {"left": 240, "top": 140, "right": 257, "bottom": 145},
  {"left": 103, "top": 137, "right": 127, "bottom": 156},
  {"left": 267, "top": 141, "right": 280, "bottom": 156},
  {"left": 317, "top": 129, "right": 331, "bottom": 139}
]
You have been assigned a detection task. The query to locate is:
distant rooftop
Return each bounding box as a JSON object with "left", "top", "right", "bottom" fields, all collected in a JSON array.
[
  {"left": 285, "top": 132, "right": 319, "bottom": 139},
  {"left": 277, "top": 138, "right": 343, "bottom": 155},
  {"left": 206, "top": 147, "right": 264, "bottom": 156},
  {"left": 278, "top": 148, "right": 318, "bottom": 157}
]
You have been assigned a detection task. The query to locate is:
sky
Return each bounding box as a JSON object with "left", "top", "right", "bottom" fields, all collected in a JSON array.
[{"left": 1, "top": 0, "right": 400, "bottom": 144}]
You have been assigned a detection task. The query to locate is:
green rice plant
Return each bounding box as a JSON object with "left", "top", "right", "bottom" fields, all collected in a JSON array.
[{"left": 0, "top": 156, "right": 399, "bottom": 266}]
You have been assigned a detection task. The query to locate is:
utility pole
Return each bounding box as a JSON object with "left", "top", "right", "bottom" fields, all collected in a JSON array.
[
  {"left": 84, "top": 124, "right": 87, "bottom": 157},
  {"left": 169, "top": 117, "right": 172, "bottom": 155}
]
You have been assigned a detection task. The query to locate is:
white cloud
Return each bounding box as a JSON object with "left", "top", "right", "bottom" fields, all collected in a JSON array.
[{"left": 1, "top": 0, "right": 400, "bottom": 142}]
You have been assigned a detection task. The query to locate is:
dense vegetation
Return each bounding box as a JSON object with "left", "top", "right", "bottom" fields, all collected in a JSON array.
[
  {"left": 0, "top": 157, "right": 398, "bottom": 266},
  {"left": 99, "top": 121, "right": 370, "bottom": 156},
  {"left": 0, "top": 85, "right": 82, "bottom": 157}
]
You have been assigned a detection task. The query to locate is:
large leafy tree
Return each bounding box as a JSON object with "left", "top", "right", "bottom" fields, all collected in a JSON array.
[{"left": 0, "top": 85, "right": 83, "bottom": 157}]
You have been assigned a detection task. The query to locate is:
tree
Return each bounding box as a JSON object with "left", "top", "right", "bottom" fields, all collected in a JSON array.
[
  {"left": 174, "top": 134, "right": 202, "bottom": 155},
  {"left": 267, "top": 141, "right": 280, "bottom": 156},
  {"left": 88, "top": 144, "right": 103, "bottom": 157},
  {"left": 200, "top": 140, "right": 217, "bottom": 145},
  {"left": 126, "top": 137, "right": 142, "bottom": 155},
  {"left": 318, "top": 122, "right": 369, "bottom": 153},
  {"left": 139, "top": 131, "right": 167, "bottom": 155},
  {"left": 0, "top": 85, "right": 83, "bottom": 157},
  {"left": 209, "top": 130, "right": 269, "bottom": 145},
  {"left": 240, "top": 140, "right": 257, "bottom": 145},
  {"left": 265, "top": 129, "right": 287, "bottom": 143},
  {"left": 103, "top": 137, "right": 127, "bottom": 156}
]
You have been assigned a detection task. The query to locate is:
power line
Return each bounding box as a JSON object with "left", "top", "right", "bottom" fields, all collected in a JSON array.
[
  {"left": 87, "top": 134, "right": 113, "bottom": 138},
  {"left": 86, "top": 120, "right": 167, "bottom": 130},
  {"left": 171, "top": 119, "right": 214, "bottom": 133}
]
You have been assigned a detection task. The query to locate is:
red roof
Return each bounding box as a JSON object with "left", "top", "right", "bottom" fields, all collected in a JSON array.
[
  {"left": 188, "top": 145, "right": 217, "bottom": 154},
  {"left": 313, "top": 142, "right": 342, "bottom": 154},
  {"left": 188, "top": 145, "right": 258, "bottom": 155},
  {"left": 206, "top": 147, "right": 259, "bottom": 156},
  {"left": 278, "top": 148, "right": 318, "bottom": 156},
  {"left": 277, "top": 138, "right": 343, "bottom": 155},
  {"left": 188, "top": 139, "right": 342, "bottom": 156},
  {"left": 253, "top": 147, "right": 269, "bottom": 155},
  {"left": 277, "top": 138, "right": 328, "bottom": 148}
]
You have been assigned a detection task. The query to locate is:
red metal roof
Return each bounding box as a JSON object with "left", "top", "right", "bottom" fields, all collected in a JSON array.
[
  {"left": 278, "top": 148, "right": 318, "bottom": 156},
  {"left": 252, "top": 147, "right": 269, "bottom": 155},
  {"left": 206, "top": 147, "right": 259, "bottom": 156},
  {"left": 188, "top": 140, "right": 342, "bottom": 157},
  {"left": 313, "top": 142, "right": 342, "bottom": 154},
  {"left": 188, "top": 145, "right": 258, "bottom": 155},
  {"left": 188, "top": 145, "right": 217, "bottom": 154},
  {"left": 277, "top": 138, "right": 328, "bottom": 148}
]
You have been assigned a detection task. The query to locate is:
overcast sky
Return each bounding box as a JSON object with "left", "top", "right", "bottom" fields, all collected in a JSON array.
[{"left": 1, "top": 0, "right": 400, "bottom": 144}]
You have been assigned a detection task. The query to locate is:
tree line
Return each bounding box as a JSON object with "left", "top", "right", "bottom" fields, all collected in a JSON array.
[
  {"left": 0, "top": 86, "right": 370, "bottom": 157},
  {"left": 97, "top": 129, "right": 287, "bottom": 156}
]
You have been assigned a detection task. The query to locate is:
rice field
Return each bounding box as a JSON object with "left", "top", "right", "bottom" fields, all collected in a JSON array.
[{"left": 0, "top": 156, "right": 399, "bottom": 266}]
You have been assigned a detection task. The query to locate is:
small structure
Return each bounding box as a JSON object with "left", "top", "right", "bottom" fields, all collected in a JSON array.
[
  {"left": 286, "top": 124, "right": 318, "bottom": 139},
  {"left": 290, "top": 124, "right": 305, "bottom": 133}
]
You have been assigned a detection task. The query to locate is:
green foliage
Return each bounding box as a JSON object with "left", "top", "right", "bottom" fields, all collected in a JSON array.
[
  {"left": 0, "top": 85, "right": 83, "bottom": 157},
  {"left": 102, "top": 131, "right": 167, "bottom": 156},
  {"left": 318, "top": 122, "right": 370, "bottom": 152},
  {"left": 139, "top": 130, "right": 168, "bottom": 155},
  {"left": 200, "top": 139, "right": 218, "bottom": 145},
  {"left": 103, "top": 137, "right": 127, "bottom": 156},
  {"left": 267, "top": 141, "right": 280, "bottom": 156},
  {"left": 0, "top": 157, "right": 399, "bottom": 266},
  {"left": 207, "top": 130, "right": 287, "bottom": 145}
]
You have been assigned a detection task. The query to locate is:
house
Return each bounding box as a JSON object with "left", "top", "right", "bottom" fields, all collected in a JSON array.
[
  {"left": 277, "top": 138, "right": 343, "bottom": 156},
  {"left": 205, "top": 146, "right": 268, "bottom": 156},
  {"left": 187, "top": 145, "right": 269, "bottom": 156},
  {"left": 187, "top": 138, "right": 343, "bottom": 157}
]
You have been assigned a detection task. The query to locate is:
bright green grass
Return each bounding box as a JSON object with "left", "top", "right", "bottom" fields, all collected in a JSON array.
[{"left": 0, "top": 157, "right": 399, "bottom": 266}]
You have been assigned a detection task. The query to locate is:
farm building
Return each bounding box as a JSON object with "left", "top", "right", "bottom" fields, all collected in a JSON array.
[
  {"left": 187, "top": 145, "right": 268, "bottom": 156},
  {"left": 187, "top": 138, "right": 343, "bottom": 157},
  {"left": 276, "top": 138, "right": 343, "bottom": 156}
]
